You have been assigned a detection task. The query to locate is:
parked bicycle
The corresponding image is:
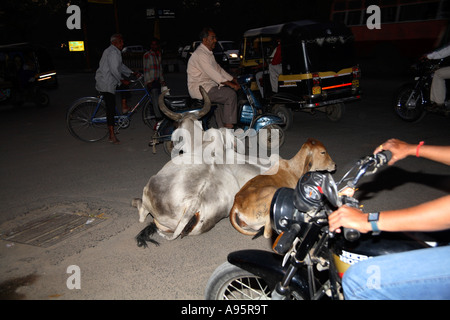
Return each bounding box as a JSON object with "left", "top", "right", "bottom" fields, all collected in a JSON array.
[{"left": 66, "top": 76, "right": 157, "bottom": 142}]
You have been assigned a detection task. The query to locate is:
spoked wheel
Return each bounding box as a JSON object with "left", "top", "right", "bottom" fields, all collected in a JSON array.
[
  {"left": 393, "top": 85, "right": 426, "bottom": 122},
  {"left": 258, "top": 124, "right": 285, "bottom": 151},
  {"left": 205, "top": 262, "right": 272, "bottom": 300},
  {"left": 271, "top": 104, "right": 293, "bottom": 130},
  {"left": 205, "top": 262, "right": 309, "bottom": 300},
  {"left": 66, "top": 97, "right": 108, "bottom": 142}
]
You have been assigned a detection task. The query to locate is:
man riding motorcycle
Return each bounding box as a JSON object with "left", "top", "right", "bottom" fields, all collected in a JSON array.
[
  {"left": 329, "top": 139, "right": 450, "bottom": 299},
  {"left": 426, "top": 43, "right": 450, "bottom": 108}
]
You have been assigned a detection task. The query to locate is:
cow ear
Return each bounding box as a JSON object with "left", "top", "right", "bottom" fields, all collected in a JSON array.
[
  {"left": 296, "top": 138, "right": 314, "bottom": 172},
  {"left": 303, "top": 152, "right": 313, "bottom": 172}
]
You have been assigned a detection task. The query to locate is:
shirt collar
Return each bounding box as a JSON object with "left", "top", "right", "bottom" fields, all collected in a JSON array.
[
  {"left": 199, "top": 43, "right": 213, "bottom": 54},
  {"left": 111, "top": 44, "right": 121, "bottom": 53}
]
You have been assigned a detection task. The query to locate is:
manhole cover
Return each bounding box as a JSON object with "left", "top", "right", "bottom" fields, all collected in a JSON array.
[{"left": 0, "top": 212, "right": 105, "bottom": 248}]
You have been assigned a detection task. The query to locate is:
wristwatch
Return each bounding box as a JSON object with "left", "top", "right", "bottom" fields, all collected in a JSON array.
[{"left": 368, "top": 212, "right": 381, "bottom": 235}]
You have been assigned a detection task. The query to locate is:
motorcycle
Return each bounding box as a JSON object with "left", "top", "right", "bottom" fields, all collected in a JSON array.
[
  {"left": 393, "top": 58, "right": 450, "bottom": 122},
  {"left": 0, "top": 43, "right": 56, "bottom": 108},
  {"left": 149, "top": 74, "right": 285, "bottom": 156},
  {"left": 205, "top": 150, "right": 447, "bottom": 300}
]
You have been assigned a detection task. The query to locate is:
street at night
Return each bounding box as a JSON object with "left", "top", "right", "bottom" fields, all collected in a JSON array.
[
  {"left": 0, "top": 66, "right": 449, "bottom": 299},
  {"left": 0, "top": 0, "right": 449, "bottom": 304}
]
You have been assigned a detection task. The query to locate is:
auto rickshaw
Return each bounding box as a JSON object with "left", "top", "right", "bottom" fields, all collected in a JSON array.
[
  {"left": 240, "top": 20, "right": 361, "bottom": 129},
  {"left": 0, "top": 43, "right": 57, "bottom": 108}
]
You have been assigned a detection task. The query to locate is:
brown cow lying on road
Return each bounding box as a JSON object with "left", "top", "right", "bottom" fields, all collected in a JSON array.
[{"left": 229, "top": 138, "right": 336, "bottom": 238}]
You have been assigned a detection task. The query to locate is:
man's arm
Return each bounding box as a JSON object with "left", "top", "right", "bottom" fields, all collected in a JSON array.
[
  {"left": 375, "top": 139, "right": 450, "bottom": 165},
  {"left": 329, "top": 195, "right": 450, "bottom": 233}
]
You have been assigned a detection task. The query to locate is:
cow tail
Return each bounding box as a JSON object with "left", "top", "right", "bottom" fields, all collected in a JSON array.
[
  {"left": 135, "top": 222, "right": 160, "bottom": 247},
  {"left": 165, "top": 200, "right": 201, "bottom": 240}
]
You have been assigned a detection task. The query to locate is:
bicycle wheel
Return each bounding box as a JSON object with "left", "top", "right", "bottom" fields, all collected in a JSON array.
[
  {"left": 66, "top": 97, "right": 109, "bottom": 142},
  {"left": 142, "top": 98, "right": 157, "bottom": 130}
]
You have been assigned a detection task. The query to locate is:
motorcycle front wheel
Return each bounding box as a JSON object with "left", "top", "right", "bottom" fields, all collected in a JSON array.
[
  {"left": 393, "top": 84, "right": 426, "bottom": 122},
  {"left": 205, "top": 262, "right": 272, "bottom": 300},
  {"left": 205, "top": 262, "right": 305, "bottom": 300}
]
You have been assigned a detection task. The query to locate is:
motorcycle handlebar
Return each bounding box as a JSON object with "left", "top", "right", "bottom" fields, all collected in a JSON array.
[
  {"left": 348, "top": 150, "right": 392, "bottom": 188},
  {"left": 375, "top": 150, "right": 392, "bottom": 166},
  {"left": 343, "top": 227, "right": 360, "bottom": 241},
  {"left": 339, "top": 151, "right": 392, "bottom": 241}
]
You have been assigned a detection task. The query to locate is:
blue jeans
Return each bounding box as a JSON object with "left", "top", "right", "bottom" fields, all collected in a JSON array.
[{"left": 343, "top": 245, "right": 450, "bottom": 300}]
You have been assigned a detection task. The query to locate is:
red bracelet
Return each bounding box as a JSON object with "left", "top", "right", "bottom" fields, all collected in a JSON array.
[{"left": 416, "top": 141, "right": 425, "bottom": 157}]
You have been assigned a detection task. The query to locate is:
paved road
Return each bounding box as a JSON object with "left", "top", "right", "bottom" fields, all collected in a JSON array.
[{"left": 0, "top": 69, "right": 449, "bottom": 301}]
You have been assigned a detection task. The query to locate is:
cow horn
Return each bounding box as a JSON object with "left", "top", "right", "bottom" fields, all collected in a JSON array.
[
  {"left": 196, "top": 86, "right": 211, "bottom": 119},
  {"left": 158, "top": 89, "right": 183, "bottom": 121}
]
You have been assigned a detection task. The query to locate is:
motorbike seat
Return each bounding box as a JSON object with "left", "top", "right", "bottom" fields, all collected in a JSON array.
[{"left": 163, "top": 95, "right": 206, "bottom": 112}]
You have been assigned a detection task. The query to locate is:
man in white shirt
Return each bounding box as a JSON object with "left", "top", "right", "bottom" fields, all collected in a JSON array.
[
  {"left": 95, "top": 34, "right": 133, "bottom": 144},
  {"left": 426, "top": 43, "right": 450, "bottom": 107},
  {"left": 187, "top": 28, "right": 239, "bottom": 128}
]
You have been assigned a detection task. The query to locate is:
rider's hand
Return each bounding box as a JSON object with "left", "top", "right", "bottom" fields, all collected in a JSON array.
[
  {"left": 339, "top": 187, "right": 355, "bottom": 197},
  {"left": 328, "top": 205, "right": 371, "bottom": 234},
  {"left": 374, "top": 138, "right": 415, "bottom": 165},
  {"left": 223, "top": 80, "right": 240, "bottom": 91}
]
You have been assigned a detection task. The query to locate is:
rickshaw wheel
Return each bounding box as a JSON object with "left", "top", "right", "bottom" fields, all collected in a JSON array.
[
  {"left": 325, "top": 103, "right": 345, "bottom": 121},
  {"left": 35, "top": 91, "right": 50, "bottom": 108},
  {"left": 271, "top": 104, "right": 293, "bottom": 130}
]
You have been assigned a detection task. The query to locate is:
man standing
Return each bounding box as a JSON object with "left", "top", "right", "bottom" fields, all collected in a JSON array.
[
  {"left": 143, "top": 38, "right": 166, "bottom": 119},
  {"left": 187, "top": 27, "right": 239, "bottom": 128},
  {"left": 95, "top": 33, "right": 133, "bottom": 144}
]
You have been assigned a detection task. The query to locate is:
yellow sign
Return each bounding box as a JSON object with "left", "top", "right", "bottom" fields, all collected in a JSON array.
[{"left": 69, "top": 41, "right": 85, "bottom": 52}]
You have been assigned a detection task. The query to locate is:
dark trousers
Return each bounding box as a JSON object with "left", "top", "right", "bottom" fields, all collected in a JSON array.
[
  {"left": 207, "top": 86, "right": 238, "bottom": 126},
  {"left": 102, "top": 92, "right": 116, "bottom": 127}
]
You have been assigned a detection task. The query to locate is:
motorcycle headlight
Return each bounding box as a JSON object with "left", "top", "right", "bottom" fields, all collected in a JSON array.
[
  {"left": 270, "top": 172, "right": 339, "bottom": 234},
  {"left": 270, "top": 187, "right": 303, "bottom": 234}
]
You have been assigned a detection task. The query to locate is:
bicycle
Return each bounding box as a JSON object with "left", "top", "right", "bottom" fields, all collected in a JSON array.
[{"left": 66, "top": 76, "right": 157, "bottom": 142}]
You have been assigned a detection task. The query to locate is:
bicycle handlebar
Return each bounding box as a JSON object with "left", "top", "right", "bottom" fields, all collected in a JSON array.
[{"left": 128, "top": 74, "right": 144, "bottom": 83}]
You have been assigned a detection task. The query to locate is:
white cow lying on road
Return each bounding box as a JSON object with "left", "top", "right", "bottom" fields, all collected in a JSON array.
[{"left": 133, "top": 87, "right": 276, "bottom": 247}]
